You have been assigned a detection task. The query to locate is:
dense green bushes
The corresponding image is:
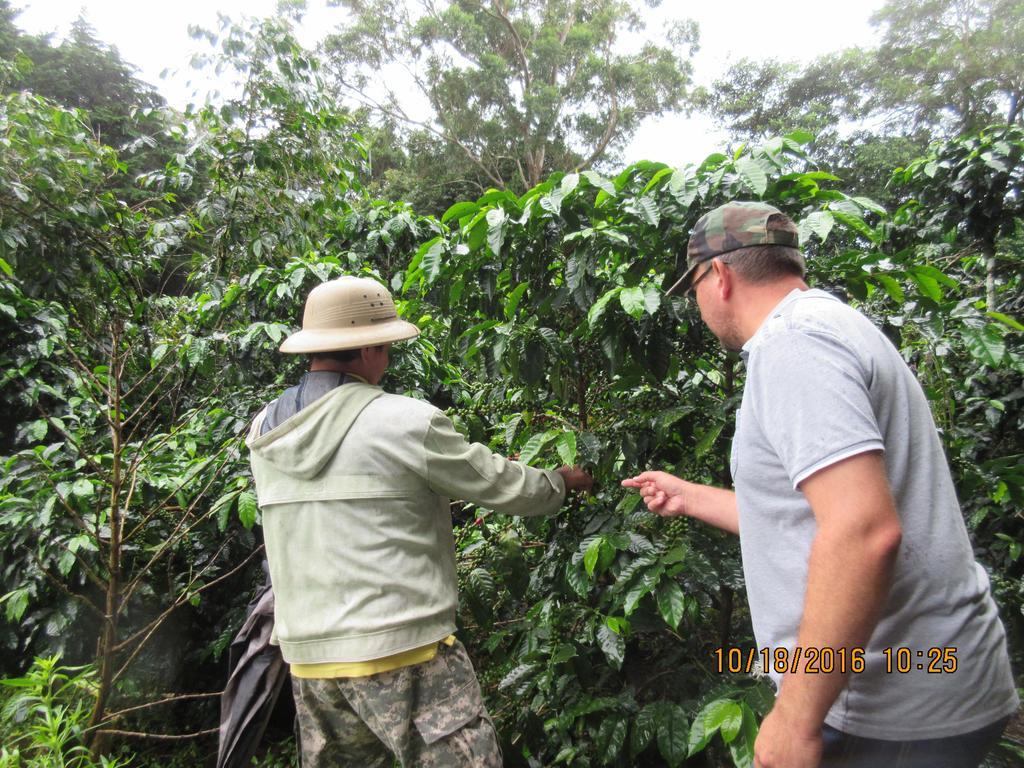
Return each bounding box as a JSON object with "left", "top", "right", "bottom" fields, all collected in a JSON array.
[{"left": 1, "top": 9, "right": 1021, "bottom": 767}]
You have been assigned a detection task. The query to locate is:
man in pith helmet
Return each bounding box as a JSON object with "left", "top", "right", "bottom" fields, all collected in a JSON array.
[
  {"left": 247, "top": 275, "right": 592, "bottom": 767},
  {"left": 623, "top": 202, "right": 1017, "bottom": 768}
]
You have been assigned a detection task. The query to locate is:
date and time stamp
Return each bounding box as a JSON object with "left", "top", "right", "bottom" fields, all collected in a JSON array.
[{"left": 712, "top": 646, "right": 959, "bottom": 675}]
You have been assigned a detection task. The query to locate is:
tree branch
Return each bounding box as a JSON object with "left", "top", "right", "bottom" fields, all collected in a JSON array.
[
  {"left": 89, "top": 727, "right": 218, "bottom": 741},
  {"left": 102, "top": 691, "right": 222, "bottom": 722},
  {"left": 335, "top": 77, "right": 505, "bottom": 188},
  {"left": 485, "top": 1, "right": 531, "bottom": 89},
  {"left": 112, "top": 543, "right": 261, "bottom": 669},
  {"left": 32, "top": 552, "right": 105, "bottom": 619},
  {"left": 576, "top": 88, "right": 619, "bottom": 173}
]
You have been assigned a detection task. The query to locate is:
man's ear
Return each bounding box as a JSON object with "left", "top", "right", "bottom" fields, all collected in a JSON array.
[{"left": 712, "top": 258, "right": 734, "bottom": 300}]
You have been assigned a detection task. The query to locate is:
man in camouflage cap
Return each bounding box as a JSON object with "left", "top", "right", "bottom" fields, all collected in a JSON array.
[
  {"left": 666, "top": 200, "right": 801, "bottom": 299},
  {"left": 624, "top": 202, "right": 1016, "bottom": 767}
]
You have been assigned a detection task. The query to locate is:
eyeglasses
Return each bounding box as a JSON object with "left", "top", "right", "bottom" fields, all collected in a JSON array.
[{"left": 683, "top": 263, "right": 714, "bottom": 298}]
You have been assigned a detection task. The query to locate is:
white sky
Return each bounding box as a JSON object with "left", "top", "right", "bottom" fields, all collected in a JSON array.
[{"left": 13, "top": 0, "right": 885, "bottom": 168}]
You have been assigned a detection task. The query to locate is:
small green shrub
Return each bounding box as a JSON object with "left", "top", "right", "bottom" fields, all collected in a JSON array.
[{"left": 0, "top": 656, "right": 129, "bottom": 768}]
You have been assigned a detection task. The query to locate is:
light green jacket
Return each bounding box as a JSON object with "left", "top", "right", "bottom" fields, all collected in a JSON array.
[{"left": 246, "top": 381, "right": 565, "bottom": 664}]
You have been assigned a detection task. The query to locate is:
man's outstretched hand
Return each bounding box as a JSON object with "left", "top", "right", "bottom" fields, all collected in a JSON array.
[{"left": 621, "top": 471, "right": 689, "bottom": 516}]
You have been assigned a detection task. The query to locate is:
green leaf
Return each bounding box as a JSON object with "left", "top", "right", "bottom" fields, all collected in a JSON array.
[
  {"left": 555, "top": 431, "right": 577, "bottom": 466},
  {"left": 623, "top": 579, "right": 653, "bottom": 616},
  {"left": 588, "top": 287, "right": 622, "bottom": 327},
  {"left": 718, "top": 702, "right": 743, "bottom": 743},
  {"left": 151, "top": 343, "right": 169, "bottom": 368},
  {"left": 466, "top": 217, "right": 488, "bottom": 251},
  {"left": 595, "top": 714, "right": 629, "bottom": 764},
  {"left": 642, "top": 283, "right": 661, "bottom": 315},
  {"left": 441, "top": 201, "right": 479, "bottom": 224},
  {"left": 874, "top": 274, "right": 905, "bottom": 303},
  {"left": 503, "top": 283, "right": 528, "bottom": 320},
  {"left": 25, "top": 419, "right": 47, "bottom": 443},
  {"left": 668, "top": 168, "right": 698, "bottom": 208},
  {"left": 560, "top": 172, "right": 580, "bottom": 197},
  {"left": 798, "top": 211, "right": 834, "bottom": 244},
  {"left": 519, "top": 430, "right": 556, "bottom": 466},
  {"left": 486, "top": 208, "right": 506, "bottom": 257},
  {"left": 962, "top": 325, "right": 1006, "bottom": 367},
  {"left": 1, "top": 588, "right": 30, "bottom": 622},
  {"left": 597, "top": 623, "right": 625, "bottom": 669},
  {"left": 987, "top": 312, "right": 1024, "bottom": 332},
  {"left": 211, "top": 490, "right": 239, "bottom": 533},
  {"left": 582, "top": 170, "right": 616, "bottom": 197},
  {"left": 619, "top": 286, "right": 647, "bottom": 320},
  {"left": 735, "top": 155, "right": 768, "bottom": 196},
  {"left": 421, "top": 239, "right": 444, "bottom": 284},
  {"left": 728, "top": 704, "right": 759, "bottom": 768},
  {"left": 237, "top": 491, "right": 258, "bottom": 530},
  {"left": 655, "top": 702, "right": 689, "bottom": 768},
  {"left": 642, "top": 166, "right": 674, "bottom": 193},
  {"left": 566, "top": 562, "right": 590, "bottom": 598},
  {"left": 71, "top": 479, "right": 94, "bottom": 498},
  {"left": 584, "top": 536, "right": 604, "bottom": 577},
  {"left": 689, "top": 698, "right": 733, "bottom": 755},
  {"left": 498, "top": 663, "right": 537, "bottom": 694},
  {"left": 852, "top": 196, "right": 887, "bottom": 216},
  {"left": 784, "top": 129, "right": 815, "bottom": 145},
  {"left": 631, "top": 704, "right": 658, "bottom": 756},
  {"left": 632, "top": 195, "right": 660, "bottom": 227},
  {"left": 695, "top": 422, "right": 724, "bottom": 458},
  {"left": 550, "top": 643, "right": 577, "bottom": 664},
  {"left": 831, "top": 209, "right": 879, "bottom": 244},
  {"left": 909, "top": 269, "right": 942, "bottom": 302},
  {"left": 656, "top": 579, "right": 686, "bottom": 630}
]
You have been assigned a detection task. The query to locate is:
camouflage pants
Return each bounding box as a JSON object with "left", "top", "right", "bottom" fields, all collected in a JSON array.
[{"left": 292, "top": 639, "right": 502, "bottom": 767}]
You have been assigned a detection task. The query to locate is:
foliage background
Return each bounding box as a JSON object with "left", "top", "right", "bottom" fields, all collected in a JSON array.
[{"left": 0, "top": 1, "right": 1021, "bottom": 766}]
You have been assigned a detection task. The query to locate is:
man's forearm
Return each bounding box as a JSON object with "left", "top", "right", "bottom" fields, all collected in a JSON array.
[
  {"left": 773, "top": 519, "right": 900, "bottom": 733},
  {"left": 683, "top": 483, "right": 740, "bottom": 534},
  {"left": 772, "top": 453, "right": 902, "bottom": 735}
]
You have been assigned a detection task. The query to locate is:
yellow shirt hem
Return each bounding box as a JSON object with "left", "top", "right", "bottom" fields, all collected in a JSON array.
[{"left": 289, "top": 635, "right": 456, "bottom": 679}]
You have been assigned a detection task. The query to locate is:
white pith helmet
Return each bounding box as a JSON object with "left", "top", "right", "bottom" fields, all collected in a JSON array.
[{"left": 278, "top": 276, "right": 420, "bottom": 354}]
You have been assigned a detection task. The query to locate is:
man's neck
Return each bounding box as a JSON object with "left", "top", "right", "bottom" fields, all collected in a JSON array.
[
  {"left": 735, "top": 278, "right": 808, "bottom": 344},
  {"left": 309, "top": 359, "right": 376, "bottom": 384}
]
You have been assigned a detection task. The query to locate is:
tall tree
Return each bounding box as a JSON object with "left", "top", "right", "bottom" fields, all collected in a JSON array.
[
  {"left": 700, "top": 50, "right": 879, "bottom": 145},
  {"left": 1, "top": 4, "right": 164, "bottom": 148},
  {"left": 702, "top": 0, "right": 1023, "bottom": 204},
  {"left": 324, "top": 0, "right": 696, "bottom": 195},
  {"left": 872, "top": 0, "right": 1024, "bottom": 131},
  {"left": 707, "top": 0, "right": 1023, "bottom": 145}
]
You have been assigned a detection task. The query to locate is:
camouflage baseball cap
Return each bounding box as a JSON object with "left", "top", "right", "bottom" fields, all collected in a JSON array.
[{"left": 666, "top": 201, "right": 800, "bottom": 296}]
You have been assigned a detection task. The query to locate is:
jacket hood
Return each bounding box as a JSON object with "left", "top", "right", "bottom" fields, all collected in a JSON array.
[{"left": 246, "top": 382, "right": 384, "bottom": 479}]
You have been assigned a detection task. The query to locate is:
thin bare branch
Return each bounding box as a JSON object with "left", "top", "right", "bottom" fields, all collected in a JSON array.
[
  {"left": 122, "top": 440, "right": 231, "bottom": 545},
  {"left": 121, "top": 348, "right": 178, "bottom": 403},
  {"left": 90, "top": 727, "right": 218, "bottom": 741},
  {"left": 32, "top": 553, "right": 105, "bottom": 619},
  {"left": 111, "top": 544, "right": 262, "bottom": 680},
  {"left": 575, "top": 89, "right": 619, "bottom": 173},
  {"left": 335, "top": 77, "right": 505, "bottom": 188},
  {"left": 103, "top": 691, "right": 222, "bottom": 721},
  {"left": 120, "top": 483, "right": 228, "bottom": 607},
  {"left": 36, "top": 405, "right": 106, "bottom": 478}
]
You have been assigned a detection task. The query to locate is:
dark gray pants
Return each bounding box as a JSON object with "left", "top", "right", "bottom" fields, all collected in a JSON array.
[{"left": 821, "top": 716, "right": 1010, "bottom": 768}]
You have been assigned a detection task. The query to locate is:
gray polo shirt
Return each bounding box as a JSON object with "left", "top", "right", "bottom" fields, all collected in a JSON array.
[{"left": 732, "top": 288, "right": 1018, "bottom": 740}]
